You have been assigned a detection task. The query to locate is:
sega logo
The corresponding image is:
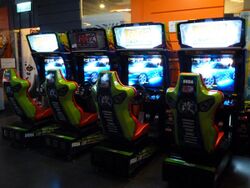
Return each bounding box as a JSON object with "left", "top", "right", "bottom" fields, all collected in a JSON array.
[{"left": 183, "top": 79, "right": 194, "bottom": 84}]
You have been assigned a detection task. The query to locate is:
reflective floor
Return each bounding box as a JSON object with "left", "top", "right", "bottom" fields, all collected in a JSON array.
[{"left": 0, "top": 113, "right": 249, "bottom": 188}]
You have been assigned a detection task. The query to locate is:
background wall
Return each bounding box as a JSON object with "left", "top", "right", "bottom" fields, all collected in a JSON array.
[
  {"left": 35, "top": 0, "right": 81, "bottom": 32},
  {"left": 131, "top": 0, "right": 224, "bottom": 50},
  {"left": 7, "top": 0, "right": 81, "bottom": 32}
]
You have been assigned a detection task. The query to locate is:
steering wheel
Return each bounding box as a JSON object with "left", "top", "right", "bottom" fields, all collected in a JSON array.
[
  {"left": 77, "top": 81, "right": 93, "bottom": 99},
  {"left": 132, "top": 84, "right": 146, "bottom": 104},
  {"left": 38, "top": 82, "right": 47, "bottom": 97}
]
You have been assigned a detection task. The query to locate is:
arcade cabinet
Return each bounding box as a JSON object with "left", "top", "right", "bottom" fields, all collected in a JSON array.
[
  {"left": 41, "top": 29, "right": 114, "bottom": 156},
  {"left": 112, "top": 22, "right": 170, "bottom": 141},
  {"left": 91, "top": 71, "right": 156, "bottom": 177},
  {"left": 1, "top": 68, "right": 56, "bottom": 144},
  {"left": 177, "top": 17, "right": 246, "bottom": 152},
  {"left": 163, "top": 73, "right": 230, "bottom": 187},
  {"left": 162, "top": 17, "right": 245, "bottom": 187}
]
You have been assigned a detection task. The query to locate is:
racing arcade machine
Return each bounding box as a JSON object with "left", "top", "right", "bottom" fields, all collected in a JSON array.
[
  {"left": 91, "top": 23, "right": 169, "bottom": 176},
  {"left": 1, "top": 68, "right": 55, "bottom": 144},
  {"left": 43, "top": 29, "right": 112, "bottom": 156},
  {"left": 1, "top": 32, "right": 72, "bottom": 144},
  {"left": 162, "top": 17, "right": 245, "bottom": 187},
  {"left": 177, "top": 17, "right": 246, "bottom": 152},
  {"left": 113, "top": 23, "right": 170, "bottom": 141},
  {"left": 163, "top": 73, "right": 229, "bottom": 187}
]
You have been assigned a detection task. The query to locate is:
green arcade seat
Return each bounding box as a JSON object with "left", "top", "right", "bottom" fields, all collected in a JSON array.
[
  {"left": 91, "top": 71, "right": 156, "bottom": 176},
  {"left": 2, "top": 68, "right": 55, "bottom": 142},
  {"left": 92, "top": 71, "right": 149, "bottom": 142},
  {"left": 45, "top": 69, "right": 97, "bottom": 129},
  {"left": 163, "top": 73, "right": 231, "bottom": 187},
  {"left": 44, "top": 70, "right": 102, "bottom": 156}
]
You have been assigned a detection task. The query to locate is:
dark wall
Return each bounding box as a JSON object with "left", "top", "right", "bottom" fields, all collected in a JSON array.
[
  {"left": 6, "top": 0, "right": 81, "bottom": 32},
  {"left": 36, "top": 0, "right": 81, "bottom": 32}
]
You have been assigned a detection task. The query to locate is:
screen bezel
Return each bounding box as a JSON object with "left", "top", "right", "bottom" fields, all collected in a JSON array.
[
  {"left": 26, "top": 32, "right": 61, "bottom": 53},
  {"left": 177, "top": 17, "right": 246, "bottom": 48},
  {"left": 113, "top": 22, "right": 166, "bottom": 50}
]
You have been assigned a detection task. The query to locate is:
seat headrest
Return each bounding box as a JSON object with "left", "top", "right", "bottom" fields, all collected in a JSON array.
[{"left": 167, "top": 72, "right": 224, "bottom": 153}]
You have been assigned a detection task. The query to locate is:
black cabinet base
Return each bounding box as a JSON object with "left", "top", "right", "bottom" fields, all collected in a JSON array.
[
  {"left": 91, "top": 142, "right": 157, "bottom": 177},
  {"left": 162, "top": 152, "right": 231, "bottom": 188}
]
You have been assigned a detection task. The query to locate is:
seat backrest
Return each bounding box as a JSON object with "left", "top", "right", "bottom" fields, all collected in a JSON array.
[
  {"left": 166, "top": 73, "right": 223, "bottom": 153},
  {"left": 45, "top": 69, "right": 94, "bottom": 128},
  {"left": 3, "top": 68, "right": 37, "bottom": 120},
  {"left": 92, "top": 71, "right": 138, "bottom": 141}
]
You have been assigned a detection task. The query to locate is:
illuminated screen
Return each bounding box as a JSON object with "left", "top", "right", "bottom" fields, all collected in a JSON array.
[
  {"left": 191, "top": 55, "right": 235, "bottom": 92},
  {"left": 27, "top": 34, "right": 59, "bottom": 52},
  {"left": 128, "top": 55, "right": 163, "bottom": 88},
  {"left": 179, "top": 19, "right": 243, "bottom": 48},
  {"left": 44, "top": 56, "right": 66, "bottom": 79},
  {"left": 83, "top": 56, "right": 110, "bottom": 84},
  {"left": 114, "top": 24, "right": 163, "bottom": 49}
]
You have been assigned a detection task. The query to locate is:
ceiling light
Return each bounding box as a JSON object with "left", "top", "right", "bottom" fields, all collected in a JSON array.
[
  {"left": 110, "top": 8, "right": 131, "bottom": 12},
  {"left": 230, "top": 0, "right": 244, "bottom": 3},
  {"left": 99, "top": 3, "right": 105, "bottom": 9},
  {"left": 83, "top": 22, "right": 91, "bottom": 26}
]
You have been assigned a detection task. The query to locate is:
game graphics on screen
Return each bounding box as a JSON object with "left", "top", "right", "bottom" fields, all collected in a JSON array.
[
  {"left": 128, "top": 55, "right": 163, "bottom": 88},
  {"left": 44, "top": 56, "right": 67, "bottom": 79},
  {"left": 84, "top": 56, "right": 110, "bottom": 84},
  {"left": 191, "top": 55, "right": 235, "bottom": 92}
]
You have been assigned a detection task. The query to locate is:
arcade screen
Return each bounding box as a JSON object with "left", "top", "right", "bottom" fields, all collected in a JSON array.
[
  {"left": 191, "top": 55, "right": 235, "bottom": 92},
  {"left": 179, "top": 19, "right": 243, "bottom": 48},
  {"left": 114, "top": 24, "right": 163, "bottom": 49},
  {"left": 128, "top": 55, "right": 163, "bottom": 88},
  {"left": 27, "top": 33, "right": 59, "bottom": 52},
  {"left": 44, "top": 56, "right": 67, "bottom": 79},
  {"left": 83, "top": 56, "right": 110, "bottom": 84}
]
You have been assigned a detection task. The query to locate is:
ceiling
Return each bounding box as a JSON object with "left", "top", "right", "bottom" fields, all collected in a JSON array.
[{"left": 82, "top": 0, "right": 130, "bottom": 15}]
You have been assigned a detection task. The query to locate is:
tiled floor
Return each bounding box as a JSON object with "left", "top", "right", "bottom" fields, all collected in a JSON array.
[{"left": 0, "top": 112, "right": 249, "bottom": 188}]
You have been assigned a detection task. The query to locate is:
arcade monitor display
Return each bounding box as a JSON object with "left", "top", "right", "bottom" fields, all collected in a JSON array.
[
  {"left": 83, "top": 56, "right": 110, "bottom": 84},
  {"left": 191, "top": 55, "right": 235, "bottom": 92},
  {"left": 44, "top": 56, "right": 67, "bottom": 78},
  {"left": 27, "top": 33, "right": 59, "bottom": 53},
  {"left": 114, "top": 24, "right": 164, "bottom": 49},
  {"left": 128, "top": 55, "right": 163, "bottom": 88},
  {"left": 179, "top": 19, "right": 243, "bottom": 48}
]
